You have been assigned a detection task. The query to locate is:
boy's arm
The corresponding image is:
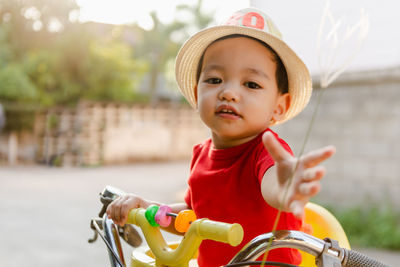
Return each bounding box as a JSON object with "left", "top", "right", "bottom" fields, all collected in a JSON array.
[{"left": 260, "top": 131, "right": 336, "bottom": 219}]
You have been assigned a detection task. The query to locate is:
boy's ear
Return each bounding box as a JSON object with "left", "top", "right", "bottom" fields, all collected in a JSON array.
[{"left": 272, "top": 93, "right": 291, "bottom": 122}]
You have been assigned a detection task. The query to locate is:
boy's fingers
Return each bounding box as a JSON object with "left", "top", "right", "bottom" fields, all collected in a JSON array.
[
  {"left": 120, "top": 202, "right": 132, "bottom": 225},
  {"left": 111, "top": 197, "right": 124, "bottom": 224},
  {"left": 298, "top": 180, "right": 321, "bottom": 196},
  {"left": 106, "top": 205, "right": 111, "bottom": 217},
  {"left": 301, "top": 145, "right": 336, "bottom": 168},
  {"left": 111, "top": 203, "right": 120, "bottom": 224},
  {"left": 301, "top": 166, "right": 326, "bottom": 182},
  {"left": 289, "top": 200, "right": 305, "bottom": 219},
  {"left": 262, "top": 131, "right": 292, "bottom": 162},
  {"left": 106, "top": 201, "right": 115, "bottom": 219}
]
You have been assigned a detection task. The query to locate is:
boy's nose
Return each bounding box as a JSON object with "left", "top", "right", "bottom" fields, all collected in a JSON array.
[{"left": 218, "top": 84, "right": 240, "bottom": 102}]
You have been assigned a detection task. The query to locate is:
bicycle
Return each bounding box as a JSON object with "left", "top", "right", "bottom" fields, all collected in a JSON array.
[{"left": 89, "top": 186, "right": 389, "bottom": 267}]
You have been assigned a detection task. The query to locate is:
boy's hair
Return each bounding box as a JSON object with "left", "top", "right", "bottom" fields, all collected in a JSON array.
[{"left": 196, "top": 34, "right": 289, "bottom": 95}]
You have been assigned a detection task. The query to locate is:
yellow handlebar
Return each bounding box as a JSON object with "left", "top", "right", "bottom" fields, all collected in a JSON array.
[
  {"left": 195, "top": 219, "right": 243, "bottom": 246},
  {"left": 127, "top": 208, "right": 243, "bottom": 267}
]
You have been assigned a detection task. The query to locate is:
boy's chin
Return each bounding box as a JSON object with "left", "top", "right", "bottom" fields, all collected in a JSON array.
[{"left": 211, "top": 130, "right": 262, "bottom": 146}]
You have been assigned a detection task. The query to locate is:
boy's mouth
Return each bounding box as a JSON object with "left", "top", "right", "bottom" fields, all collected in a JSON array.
[{"left": 215, "top": 105, "right": 241, "bottom": 118}]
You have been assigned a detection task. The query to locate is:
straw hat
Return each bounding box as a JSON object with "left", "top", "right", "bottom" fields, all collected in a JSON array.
[{"left": 175, "top": 7, "right": 312, "bottom": 125}]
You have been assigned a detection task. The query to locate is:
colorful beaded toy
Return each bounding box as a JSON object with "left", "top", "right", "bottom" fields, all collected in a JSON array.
[{"left": 145, "top": 205, "right": 197, "bottom": 233}]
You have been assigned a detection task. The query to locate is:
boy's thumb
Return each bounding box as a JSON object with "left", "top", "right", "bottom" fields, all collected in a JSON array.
[{"left": 262, "top": 131, "right": 290, "bottom": 162}]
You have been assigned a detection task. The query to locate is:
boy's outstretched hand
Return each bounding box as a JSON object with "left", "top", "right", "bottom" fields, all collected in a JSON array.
[{"left": 261, "top": 131, "right": 336, "bottom": 219}]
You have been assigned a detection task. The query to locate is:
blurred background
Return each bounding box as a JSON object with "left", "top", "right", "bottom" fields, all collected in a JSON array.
[{"left": 0, "top": 0, "right": 399, "bottom": 266}]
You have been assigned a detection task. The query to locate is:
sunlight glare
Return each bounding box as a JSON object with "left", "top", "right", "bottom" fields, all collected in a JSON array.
[{"left": 76, "top": 0, "right": 249, "bottom": 28}]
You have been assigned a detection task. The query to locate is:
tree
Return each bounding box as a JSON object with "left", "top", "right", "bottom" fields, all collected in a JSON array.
[
  {"left": 0, "top": 64, "right": 37, "bottom": 102},
  {"left": 0, "top": 0, "right": 149, "bottom": 136},
  {"left": 0, "top": 26, "right": 13, "bottom": 66},
  {"left": 0, "top": 25, "right": 38, "bottom": 133},
  {"left": 135, "top": 0, "right": 215, "bottom": 103},
  {"left": 135, "top": 12, "right": 185, "bottom": 104},
  {"left": 21, "top": 23, "right": 148, "bottom": 106},
  {"left": 176, "top": 0, "right": 214, "bottom": 33},
  {"left": 0, "top": 0, "right": 216, "bottom": 108},
  {"left": 82, "top": 39, "right": 148, "bottom": 102}
]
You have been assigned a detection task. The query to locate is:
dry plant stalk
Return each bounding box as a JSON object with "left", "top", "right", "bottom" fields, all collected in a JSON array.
[{"left": 317, "top": 0, "right": 369, "bottom": 88}]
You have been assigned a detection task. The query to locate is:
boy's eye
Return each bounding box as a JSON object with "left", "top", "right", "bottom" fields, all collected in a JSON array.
[
  {"left": 244, "top": 81, "right": 261, "bottom": 89},
  {"left": 204, "top": 78, "right": 222, "bottom": 84}
]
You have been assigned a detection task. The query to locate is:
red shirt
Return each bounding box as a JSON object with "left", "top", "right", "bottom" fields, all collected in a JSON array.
[{"left": 184, "top": 129, "right": 302, "bottom": 267}]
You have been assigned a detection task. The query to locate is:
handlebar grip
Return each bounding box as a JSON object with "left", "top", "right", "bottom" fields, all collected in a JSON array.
[
  {"left": 196, "top": 219, "right": 244, "bottom": 247},
  {"left": 343, "top": 249, "right": 389, "bottom": 267}
]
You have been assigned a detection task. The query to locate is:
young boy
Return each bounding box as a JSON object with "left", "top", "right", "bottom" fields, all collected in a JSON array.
[{"left": 107, "top": 7, "right": 335, "bottom": 266}]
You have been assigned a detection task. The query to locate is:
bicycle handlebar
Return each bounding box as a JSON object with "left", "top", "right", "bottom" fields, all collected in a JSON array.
[
  {"left": 343, "top": 248, "right": 388, "bottom": 267},
  {"left": 127, "top": 208, "right": 243, "bottom": 267},
  {"left": 228, "top": 230, "right": 388, "bottom": 267}
]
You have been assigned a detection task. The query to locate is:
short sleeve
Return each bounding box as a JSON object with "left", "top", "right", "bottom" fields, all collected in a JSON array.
[{"left": 255, "top": 147, "right": 275, "bottom": 184}]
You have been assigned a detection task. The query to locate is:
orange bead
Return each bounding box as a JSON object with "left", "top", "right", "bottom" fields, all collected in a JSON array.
[{"left": 174, "top": 210, "right": 197, "bottom": 233}]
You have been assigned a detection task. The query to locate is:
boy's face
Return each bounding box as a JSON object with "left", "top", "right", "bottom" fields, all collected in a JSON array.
[{"left": 196, "top": 37, "right": 290, "bottom": 148}]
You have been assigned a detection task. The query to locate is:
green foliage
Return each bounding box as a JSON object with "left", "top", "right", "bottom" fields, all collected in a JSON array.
[
  {"left": 6, "top": 23, "right": 148, "bottom": 107},
  {"left": 0, "top": 64, "right": 38, "bottom": 101},
  {"left": 23, "top": 50, "right": 59, "bottom": 106},
  {"left": 0, "top": 0, "right": 149, "bottom": 108},
  {"left": 83, "top": 40, "right": 147, "bottom": 102},
  {"left": 0, "top": 26, "right": 13, "bottom": 65},
  {"left": 327, "top": 205, "right": 400, "bottom": 250}
]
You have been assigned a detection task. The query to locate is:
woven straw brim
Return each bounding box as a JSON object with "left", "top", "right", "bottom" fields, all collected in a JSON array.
[{"left": 175, "top": 25, "right": 312, "bottom": 125}]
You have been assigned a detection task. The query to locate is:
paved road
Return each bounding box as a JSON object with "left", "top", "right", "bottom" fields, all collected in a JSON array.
[
  {"left": 1, "top": 163, "right": 398, "bottom": 266},
  {"left": 0, "top": 162, "right": 189, "bottom": 267}
]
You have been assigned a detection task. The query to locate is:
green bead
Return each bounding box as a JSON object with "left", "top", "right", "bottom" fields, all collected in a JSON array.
[{"left": 145, "top": 205, "right": 160, "bottom": 227}]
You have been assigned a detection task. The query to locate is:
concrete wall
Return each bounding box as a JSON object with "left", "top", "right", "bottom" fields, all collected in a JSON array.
[
  {"left": 99, "top": 104, "right": 209, "bottom": 163},
  {"left": 274, "top": 67, "right": 400, "bottom": 209}
]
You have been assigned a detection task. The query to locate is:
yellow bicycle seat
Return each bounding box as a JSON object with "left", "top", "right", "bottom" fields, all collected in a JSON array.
[{"left": 300, "top": 202, "right": 350, "bottom": 266}]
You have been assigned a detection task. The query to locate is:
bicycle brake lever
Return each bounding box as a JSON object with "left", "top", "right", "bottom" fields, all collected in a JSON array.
[
  {"left": 118, "top": 224, "right": 142, "bottom": 247},
  {"left": 89, "top": 218, "right": 103, "bottom": 243},
  {"left": 88, "top": 228, "right": 98, "bottom": 243}
]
